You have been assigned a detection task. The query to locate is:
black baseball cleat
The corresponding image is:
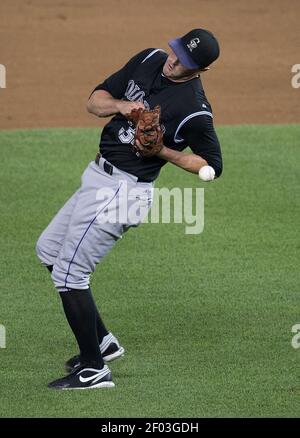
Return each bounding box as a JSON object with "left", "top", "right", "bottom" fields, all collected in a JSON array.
[
  {"left": 65, "top": 333, "right": 125, "bottom": 373},
  {"left": 48, "top": 365, "right": 115, "bottom": 390},
  {"left": 100, "top": 332, "right": 125, "bottom": 362}
]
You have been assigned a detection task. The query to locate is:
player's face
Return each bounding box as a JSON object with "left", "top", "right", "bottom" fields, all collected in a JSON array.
[{"left": 163, "top": 48, "right": 199, "bottom": 81}]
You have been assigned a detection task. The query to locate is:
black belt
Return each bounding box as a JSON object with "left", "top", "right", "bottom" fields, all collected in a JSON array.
[
  {"left": 95, "top": 152, "right": 113, "bottom": 175},
  {"left": 95, "top": 152, "right": 114, "bottom": 175},
  {"left": 95, "top": 152, "right": 152, "bottom": 183}
]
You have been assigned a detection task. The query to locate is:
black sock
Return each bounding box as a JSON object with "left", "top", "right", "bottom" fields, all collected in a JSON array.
[
  {"left": 59, "top": 288, "right": 104, "bottom": 369},
  {"left": 96, "top": 310, "right": 109, "bottom": 344},
  {"left": 47, "top": 264, "right": 108, "bottom": 348}
]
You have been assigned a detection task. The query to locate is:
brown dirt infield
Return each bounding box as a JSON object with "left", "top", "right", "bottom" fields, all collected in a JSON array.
[{"left": 0, "top": 0, "right": 299, "bottom": 129}]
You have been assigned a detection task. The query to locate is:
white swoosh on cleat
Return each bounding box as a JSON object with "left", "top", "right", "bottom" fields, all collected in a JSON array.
[{"left": 78, "top": 368, "right": 109, "bottom": 383}]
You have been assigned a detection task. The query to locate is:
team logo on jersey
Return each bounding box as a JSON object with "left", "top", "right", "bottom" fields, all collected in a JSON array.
[
  {"left": 125, "top": 80, "right": 146, "bottom": 104},
  {"left": 120, "top": 79, "right": 164, "bottom": 146},
  {"left": 187, "top": 38, "right": 200, "bottom": 52}
]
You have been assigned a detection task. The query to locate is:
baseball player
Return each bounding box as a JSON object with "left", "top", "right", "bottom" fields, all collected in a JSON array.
[{"left": 36, "top": 28, "right": 223, "bottom": 390}]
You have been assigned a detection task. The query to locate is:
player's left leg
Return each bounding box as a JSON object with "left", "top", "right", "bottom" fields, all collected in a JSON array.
[{"left": 65, "top": 332, "right": 125, "bottom": 374}]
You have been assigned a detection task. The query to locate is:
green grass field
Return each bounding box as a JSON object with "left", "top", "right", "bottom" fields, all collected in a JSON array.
[{"left": 0, "top": 125, "right": 299, "bottom": 417}]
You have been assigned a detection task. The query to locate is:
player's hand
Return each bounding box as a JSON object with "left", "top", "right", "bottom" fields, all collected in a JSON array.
[{"left": 117, "top": 101, "right": 145, "bottom": 117}]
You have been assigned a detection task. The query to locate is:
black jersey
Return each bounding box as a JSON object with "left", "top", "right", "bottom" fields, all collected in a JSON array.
[{"left": 92, "top": 48, "right": 222, "bottom": 182}]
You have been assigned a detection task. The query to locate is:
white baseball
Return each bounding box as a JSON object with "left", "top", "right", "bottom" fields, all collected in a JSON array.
[{"left": 198, "top": 165, "right": 215, "bottom": 181}]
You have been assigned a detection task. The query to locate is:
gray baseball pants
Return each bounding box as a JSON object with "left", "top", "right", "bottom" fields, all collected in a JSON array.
[{"left": 36, "top": 157, "right": 153, "bottom": 291}]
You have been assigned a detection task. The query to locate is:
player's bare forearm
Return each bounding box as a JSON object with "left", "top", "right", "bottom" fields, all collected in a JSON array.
[
  {"left": 87, "top": 90, "right": 145, "bottom": 118},
  {"left": 157, "top": 145, "right": 208, "bottom": 174}
]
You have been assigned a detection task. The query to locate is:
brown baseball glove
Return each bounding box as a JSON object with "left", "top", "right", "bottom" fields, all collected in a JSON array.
[{"left": 126, "top": 105, "right": 163, "bottom": 158}]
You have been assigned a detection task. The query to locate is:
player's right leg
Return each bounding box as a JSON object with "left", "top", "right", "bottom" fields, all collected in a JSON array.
[
  {"left": 35, "top": 179, "right": 118, "bottom": 352},
  {"left": 45, "top": 162, "right": 127, "bottom": 389},
  {"left": 36, "top": 189, "right": 80, "bottom": 269}
]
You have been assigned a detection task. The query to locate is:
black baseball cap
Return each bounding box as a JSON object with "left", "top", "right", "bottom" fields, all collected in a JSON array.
[{"left": 168, "top": 28, "right": 220, "bottom": 69}]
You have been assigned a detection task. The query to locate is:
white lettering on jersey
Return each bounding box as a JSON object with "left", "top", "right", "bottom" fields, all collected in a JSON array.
[
  {"left": 125, "top": 80, "right": 145, "bottom": 102},
  {"left": 119, "top": 126, "right": 135, "bottom": 144},
  {"left": 124, "top": 80, "right": 150, "bottom": 108}
]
